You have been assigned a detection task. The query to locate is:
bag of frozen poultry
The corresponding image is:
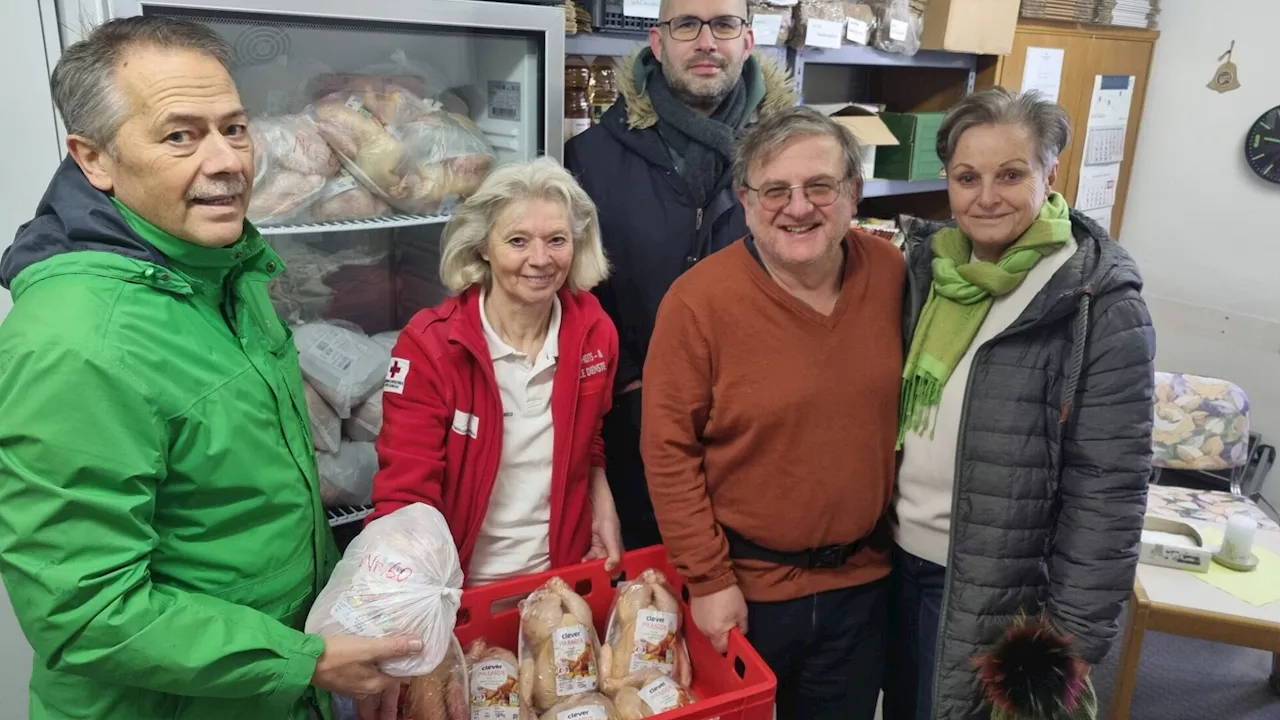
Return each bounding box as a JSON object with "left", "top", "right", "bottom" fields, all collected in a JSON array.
[
  {"left": 599, "top": 569, "right": 691, "bottom": 694},
  {"left": 305, "top": 503, "right": 464, "bottom": 677},
  {"left": 247, "top": 114, "right": 340, "bottom": 225},
  {"left": 309, "top": 84, "right": 494, "bottom": 215},
  {"left": 463, "top": 638, "right": 521, "bottom": 720},
  {"left": 536, "top": 693, "right": 620, "bottom": 720},
  {"left": 303, "top": 379, "right": 341, "bottom": 454},
  {"left": 317, "top": 440, "right": 377, "bottom": 506},
  {"left": 518, "top": 577, "right": 603, "bottom": 715},
  {"left": 402, "top": 634, "right": 469, "bottom": 720},
  {"left": 308, "top": 49, "right": 453, "bottom": 107},
  {"left": 306, "top": 169, "right": 392, "bottom": 223},
  {"left": 610, "top": 670, "right": 696, "bottom": 720},
  {"left": 344, "top": 390, "right": 383, "bottom": 443},
  {"left": 294, "top": 321, "right": 391, "bottom": 417},
  {"left": 267, "top": 232, "right": 393, "bottom": 330}
]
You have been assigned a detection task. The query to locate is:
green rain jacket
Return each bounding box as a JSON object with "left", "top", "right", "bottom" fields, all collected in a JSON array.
[{"left": 0, "top": 157, "right": 339, "bottom": 719}]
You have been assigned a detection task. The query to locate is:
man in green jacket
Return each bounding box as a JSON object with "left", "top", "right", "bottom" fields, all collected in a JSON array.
[{"left": 0, "top": 16, "right": 419, "bottom": 720}]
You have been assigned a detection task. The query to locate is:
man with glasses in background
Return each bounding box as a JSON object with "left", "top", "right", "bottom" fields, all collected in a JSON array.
[
  {"left": 641, "top": 106, "right": 904, "bottom": 720},
  {"left": 564, "top": 0, "right": 796, "bottom": 551}
]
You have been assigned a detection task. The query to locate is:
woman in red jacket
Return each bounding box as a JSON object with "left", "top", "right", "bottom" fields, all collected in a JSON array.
[{"left": 368, "top": 156, "right": 623, "bottom": 586}]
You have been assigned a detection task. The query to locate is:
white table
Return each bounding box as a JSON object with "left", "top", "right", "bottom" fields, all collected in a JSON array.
[{"left": 1109, "top": 521, "right": 1280, "bottom": 719}]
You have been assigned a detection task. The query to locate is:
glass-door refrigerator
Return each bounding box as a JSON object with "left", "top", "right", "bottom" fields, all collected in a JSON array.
[{"left": 106, "top": 0, "right": 567, "bottom": 533}]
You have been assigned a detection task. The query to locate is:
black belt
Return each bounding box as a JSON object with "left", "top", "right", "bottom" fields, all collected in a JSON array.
[{"left": 722, "top": 518, "right": 889, "bottom": 570}]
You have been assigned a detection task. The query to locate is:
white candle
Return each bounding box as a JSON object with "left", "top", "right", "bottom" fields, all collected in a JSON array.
[{"left": 1222, "top": 514, "right": 1257, "bottom": 563}]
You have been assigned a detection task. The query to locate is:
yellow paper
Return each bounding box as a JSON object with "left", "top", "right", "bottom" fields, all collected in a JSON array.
[{"left": 1195, "top": 527, "right": 1280, "bottom": 607}]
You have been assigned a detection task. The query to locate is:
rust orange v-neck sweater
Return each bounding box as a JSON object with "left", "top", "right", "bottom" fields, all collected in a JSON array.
[{"left": 641, "top": 230, "right": 905, "bottom": 602}]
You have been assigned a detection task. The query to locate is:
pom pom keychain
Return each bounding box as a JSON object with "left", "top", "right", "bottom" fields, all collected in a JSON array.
[{"left": 972, "top": 614, "right": 1098, "bottom": 720}]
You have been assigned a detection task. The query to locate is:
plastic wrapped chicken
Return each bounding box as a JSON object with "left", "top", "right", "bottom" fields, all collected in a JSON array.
[
  {"left": 402, "top": 635, "right": 469, "bottom": 720},
  {"left": 536, "top": 693, "right": 620, "bottom": 720},
  {"left": 610, "top": 670, "right": 695, "bottom": 720},
  {"left": 305, "top": 503, "right": 464, "bottom": 677},
  {"left": 317, "top": 440, "right": 377, "bottom": 506},
  {"left": 464, "top": 639, "right": 521, "bottom": 720},
  {"left": 247, "top": 114, "right": 340, "bottom": 225},
  {"left": 599, "top": 569, "right": 691, "bottom": 693},
  {"left": 518, "top": 577, "right": 602, "bottom": 715}
]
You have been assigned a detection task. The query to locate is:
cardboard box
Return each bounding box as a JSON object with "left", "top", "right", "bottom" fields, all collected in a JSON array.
[
  {"left": 807, "top": 104, "right": 900, "bottom": 179},
  {"left": 920, "top": 0, "right": 1020, "bottom": 56},
  {"left": 873, "top": 111, "right": 947, "bottom": 181},
  {"left": 1139, "top": 516, "right": 1213, "bottom": 574}
]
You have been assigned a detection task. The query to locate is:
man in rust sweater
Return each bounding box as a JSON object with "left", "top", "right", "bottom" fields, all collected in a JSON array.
[{"left": 641, "top": 106, "right": 904, "bottom": 720}]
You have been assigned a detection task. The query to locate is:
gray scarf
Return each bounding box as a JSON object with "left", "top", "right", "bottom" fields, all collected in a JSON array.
[{"left": 643, "top": 49, "right": 748, "bottom": 208}]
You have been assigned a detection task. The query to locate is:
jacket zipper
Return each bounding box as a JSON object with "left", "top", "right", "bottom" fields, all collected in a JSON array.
[
  {"left": 695, "top": 208, "right": 703, "bottom": 231},
  {"left": 928, "top": 291, "right": 1090, "bottom": 720}
]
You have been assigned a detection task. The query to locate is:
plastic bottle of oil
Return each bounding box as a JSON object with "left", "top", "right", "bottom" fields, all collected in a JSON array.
[
  {"left": 564, "top": 55, "right": 592, "bottom": 140},
  {"left": 588, "top": 56, "right": 617, "bottom": 125}
]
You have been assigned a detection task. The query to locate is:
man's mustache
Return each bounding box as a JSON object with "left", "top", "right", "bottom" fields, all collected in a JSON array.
[
  {"left": 685, "top": 53, "right": 728, "bottom": 70},
  {"left": 187, "top": 175, "right": 248, "bottom": 201}
]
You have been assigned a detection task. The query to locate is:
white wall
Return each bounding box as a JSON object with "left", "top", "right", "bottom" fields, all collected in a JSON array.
[
  {"left": 1120, "top": 1, "right": 1280, "bottom": 509},
  {"left": 0, "top": 0, "right": 66, "bottom": 711}
]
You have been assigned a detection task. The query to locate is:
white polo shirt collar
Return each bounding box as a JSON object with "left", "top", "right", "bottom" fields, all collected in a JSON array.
[{"left": 479, "top": 288, "right": 562, "bottom": 368}]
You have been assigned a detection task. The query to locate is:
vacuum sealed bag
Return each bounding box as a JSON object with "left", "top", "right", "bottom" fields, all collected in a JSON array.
[
  {"left": 464, "top": 638, "right": 521, "bottom": 720},
  {"left": 305, "top": 503, "right": 464, "bottom": 677},
  {"left": 518, "top": 577, "right": 602, "bottom": 715},
  {"left": 295, "top": 321, "right": 391, "bottom": 417},
  {"left": 610, "top": 670, "right": 696, "bottom": 720},
  {"left": 536, "top": 693, "right": 620, "bottom": 720}
]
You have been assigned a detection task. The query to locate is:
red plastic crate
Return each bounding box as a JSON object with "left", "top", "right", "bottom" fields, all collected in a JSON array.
[{"left": 453, "top": 546, "right": 776, "bottom": 720}]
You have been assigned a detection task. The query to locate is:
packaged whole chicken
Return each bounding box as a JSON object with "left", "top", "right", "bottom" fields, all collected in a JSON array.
[
  {"left": 403, "top": 634, "right": 469, "bottom": 720},
  {"left": 317, "top": 440, "right": 378, "bottom": 506},
  {"left": 344, "top": 389, "right": 383, "bottom": 443},
  {"left": 307, "top": 169, "right": 391, "bottom": 222},
  {"left": 305, "top": 503, "right": 464, "bottom": 677},
  {"left": 465, "top": 639, "right": 521, "bottom": 720},
  {"left": 610, "top": 670, "right": 695, "bottom": 720},
  {"left": 308, "top": 49, "right": 453, "bottom": 107},
  {"left": 599, "top": 569, "right": 691, "bottom": 693},
  {"left": 536, "top": 693, "right": 620, "bottom": 720},
  {"left": 247, "top": 114, "right": 340, "bottom": 225},
  {"left": 303, "top": 379, "right": 341, "bottom": 453},
  {"left": 294, "top": 321, "right": 391, "bottom": 417},
  {"left": 518, "top": 577, "right": 602, "bottom": 714},
  {"left": 308, "top": 83, "right": 495, "bottom": 215}
]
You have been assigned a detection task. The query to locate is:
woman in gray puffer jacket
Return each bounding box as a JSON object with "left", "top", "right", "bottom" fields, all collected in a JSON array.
[{"left": 883, "top": 88, "right": 1156, "bottom": 720}]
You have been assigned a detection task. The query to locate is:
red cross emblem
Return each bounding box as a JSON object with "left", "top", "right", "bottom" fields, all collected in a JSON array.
[{"left": 388, "top": 360, "right": 404, "bottom": 379}]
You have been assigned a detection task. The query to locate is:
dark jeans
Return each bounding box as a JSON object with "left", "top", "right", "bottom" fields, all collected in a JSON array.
[
  {"left": 746, "top": 579, "right": 889, "bottom": 720},
  {"left": 883, "top": 546, "right": 947, "bottom": 720},
  {"left": 602, "top": 388, "right": 663, "bottom": 549}
]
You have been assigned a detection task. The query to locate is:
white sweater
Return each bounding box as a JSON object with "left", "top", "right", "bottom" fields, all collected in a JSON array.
[{"left": 894, "top": 238, "right": 1078, "bottom": 566}]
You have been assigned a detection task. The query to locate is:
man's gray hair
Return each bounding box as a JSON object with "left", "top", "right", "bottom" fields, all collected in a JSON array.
[
  {"left": 936, "top": 87, "right": 1071, "bottom": 171},
  {"left": 439, "top": 157, "right": 610, "bottom": 293},
  {"left": 51, "top": 16, "right": 232, "bottom": 154},
  {"left": 732, "top": 105, "right": 864, "bottom": 190}
]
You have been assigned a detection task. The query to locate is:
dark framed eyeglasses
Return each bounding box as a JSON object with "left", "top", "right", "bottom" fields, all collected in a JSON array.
[
  {"left": 745, "top": 175, "right": 850, "bottom": 212},
  {"left": 658, "top": 15, "right": 748, "bottom": 42}
]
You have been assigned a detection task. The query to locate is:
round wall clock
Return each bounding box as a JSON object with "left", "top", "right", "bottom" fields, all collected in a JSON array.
[{"left": 1244, "top": 106, "right": 1280, "bottom": 184}]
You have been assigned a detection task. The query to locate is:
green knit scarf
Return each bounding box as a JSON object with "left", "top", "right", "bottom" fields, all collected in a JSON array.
[{"left": 897, "top": 192, "right": 1073, "bottom": 447}]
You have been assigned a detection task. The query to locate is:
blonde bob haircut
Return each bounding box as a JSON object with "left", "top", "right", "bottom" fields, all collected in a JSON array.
[{"left": 439, "top": 156, "right": 610, "bottom": 294}]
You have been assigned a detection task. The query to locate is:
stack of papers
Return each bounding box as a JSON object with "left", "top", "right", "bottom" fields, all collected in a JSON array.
[
  {"left": 1094, "top": 0, "right": 1161, "bottom": 29},
  {"left": 1019, "top": 0, "right": 1097, "bottom": 24}
]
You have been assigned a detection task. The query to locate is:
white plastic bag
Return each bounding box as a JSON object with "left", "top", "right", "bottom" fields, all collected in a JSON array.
[
  {"left": 303, "top": 380, "right": 341, "bottom": 453},
  {"left": 295, "top": 322, "right": 391, "bottom": 417},
  {"left": 317, "top": 440, "right": 377, "bottom": 506},
  {"left": 306, "top": 169, "right": 391, "bottom": 223},
  {"left": 307, "top": 49, "right": 454, "bottom": 105},
  {"left": 247, "top": 114, "right": 339, "bottom": 225},
  {"left": 305, "top": 503, "right": 465, "bottom": 677}
]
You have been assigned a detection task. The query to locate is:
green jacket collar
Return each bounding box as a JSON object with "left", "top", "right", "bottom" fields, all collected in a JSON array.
[{"left": 110, "top": 198, "right": 282, "bottom": 289}]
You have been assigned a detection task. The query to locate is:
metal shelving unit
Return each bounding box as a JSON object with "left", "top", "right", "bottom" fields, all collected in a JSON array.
[
  {"left": 327, "top": 504, "right": 374, "bottom": 527},
  {"left": 862, "top": 178, "right": 947, "bottom": 198},
  {"left": 258, "top": 213, "right": 451, "bottom": 236}
]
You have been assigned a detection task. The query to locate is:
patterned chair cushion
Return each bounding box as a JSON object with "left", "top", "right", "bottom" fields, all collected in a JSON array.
[
  {"left": 1146, "top": 484, "right": 1279, "bottom": 531},
  {"left": 1152, "top": 371, "right": 1251, "bottom": 472}
]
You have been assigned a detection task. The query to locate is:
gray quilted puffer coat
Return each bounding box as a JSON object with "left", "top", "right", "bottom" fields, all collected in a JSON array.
[{"left": 900, "top": 210, "right": 1157, "bottom": 720}]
